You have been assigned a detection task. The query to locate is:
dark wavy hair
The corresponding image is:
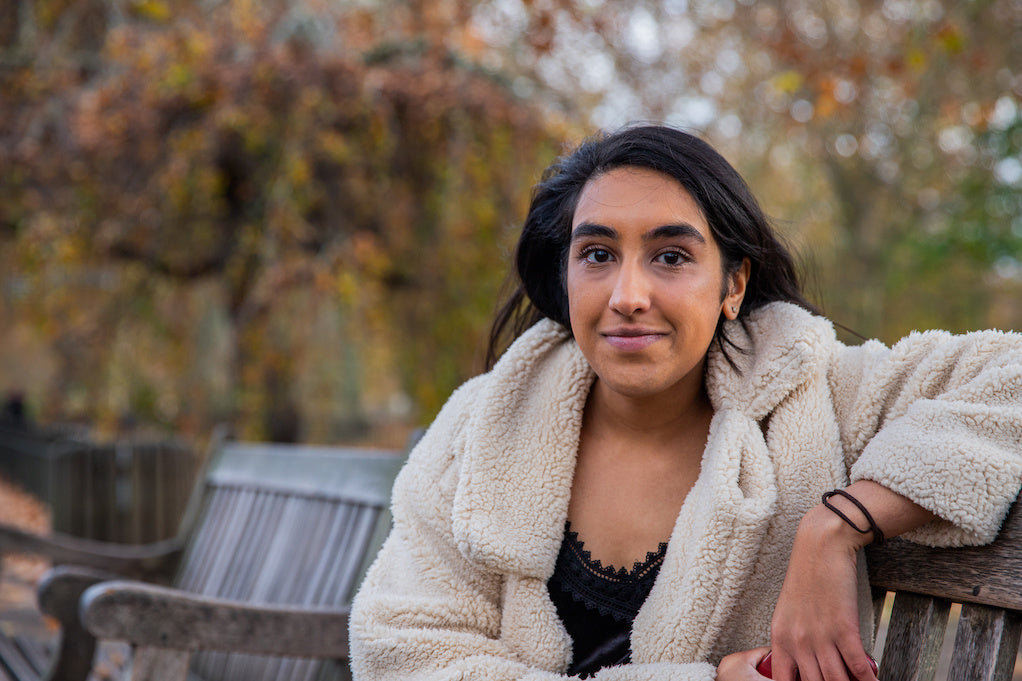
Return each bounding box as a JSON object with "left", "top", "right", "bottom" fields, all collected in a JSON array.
[{"left": 486, "top": 124, "right": 819, "bottom": 368}]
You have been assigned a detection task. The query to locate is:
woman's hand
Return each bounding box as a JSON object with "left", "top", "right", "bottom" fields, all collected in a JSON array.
[
  {"left": 768, "top": 501, "right": 877, "bottom": 681},
  {"left": 716, "top": 647, "right": 771, "bottom": 680},
  {"left": 769, "top": 481, "right": 934, "bottom": 680},
  {"left": 768, "top": 481, "right": 935, "bottom": 680}
]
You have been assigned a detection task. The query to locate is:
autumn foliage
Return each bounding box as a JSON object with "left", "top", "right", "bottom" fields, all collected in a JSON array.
[
  {"left": 1, "top": 0, "right": 563, "bottom": 444},
  {"left": 2, "top": 0, "right": 1020, "bottom": 445}
]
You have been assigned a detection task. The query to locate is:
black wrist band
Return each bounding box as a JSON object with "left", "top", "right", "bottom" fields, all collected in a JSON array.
[{"left": 821, "top": 489, "right": 885, "bottom": 545}]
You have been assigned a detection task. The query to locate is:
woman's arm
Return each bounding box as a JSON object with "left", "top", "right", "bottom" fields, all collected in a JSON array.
[
  {"left": 768, "top": 480, "right": 934, "bottom": 681},
  {"left": 769, "top": 328, "right": 1022, "bottom": 681},
  {"left": 831, "top": 329, "right": 1022, "bottom": 546}
]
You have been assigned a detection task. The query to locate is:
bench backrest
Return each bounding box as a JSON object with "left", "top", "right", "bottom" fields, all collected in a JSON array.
[
  {"left": 866, "top": 499, "right": 1022, "bottom": 681},
  {"left": 0, "top": 426, "right": 197, "bottom": 544},
  {"left": 175, "top": 441, "right": 404, "bottom": 681}
]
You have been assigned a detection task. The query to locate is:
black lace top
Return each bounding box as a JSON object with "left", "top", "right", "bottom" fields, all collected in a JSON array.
[{"left": 546, "top": 522, "right": 668, "bottom": 678}]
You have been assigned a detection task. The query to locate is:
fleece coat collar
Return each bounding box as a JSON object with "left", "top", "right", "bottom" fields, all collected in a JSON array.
[{"left": 452, "top": 303, "right": 836, "bottom": 663}]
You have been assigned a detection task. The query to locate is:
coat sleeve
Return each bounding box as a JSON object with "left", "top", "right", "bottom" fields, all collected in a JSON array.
[
  {"left": 829, "top": 328, "right": 1022, "bottom": 547},
  {"left": 348, "top": 379, "right": 718, "bottom": 681}
]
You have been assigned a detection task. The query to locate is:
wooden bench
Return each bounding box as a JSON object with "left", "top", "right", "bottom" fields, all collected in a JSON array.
[
  {"left": 78, "top": 499, "right": 1022, "bottom": 681},
  {"left": 0, "top": 437, "right": 406, "bottom": 681},
  {"left": 866, "top": 499, "right": 1022, "bottom": 680},
  {"left": 0, "top": 426, "right": 197, "bottom": 544},
  {"left": 3, "top": 438, "right": 1017, "bottom": 680}
]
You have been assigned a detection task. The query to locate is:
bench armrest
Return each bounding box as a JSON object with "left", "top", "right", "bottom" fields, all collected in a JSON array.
[
  {"left": 0, "top": 523, "right": 184, "bottom": 579},
  {"left": 31, "top": 565, "right": 129, "bottom": 681},
  {"left": 81, "top": 581, "right": 351, "bottom": 659}
]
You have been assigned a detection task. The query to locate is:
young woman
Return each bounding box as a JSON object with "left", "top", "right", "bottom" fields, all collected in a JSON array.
[{"left": 349, "top": 126, "right": 1022, "bottom": 680}]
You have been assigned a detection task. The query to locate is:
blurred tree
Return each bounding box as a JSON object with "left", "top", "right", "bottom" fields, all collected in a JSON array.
[
  {"left": 709, "top": 0, "right": 1022, "bottom": 340},
  {"left": 465, "top": 0, "right": 1022, "bottom": 340},
  {"left": 4, "top": 0, "right": 1020, "bottom": 443},
  {"left": 0, "top": 0, "right": 562, "bottom": 442}
]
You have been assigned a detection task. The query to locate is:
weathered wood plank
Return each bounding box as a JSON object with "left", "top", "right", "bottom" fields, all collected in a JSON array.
[
  {"left": 11, "top": 636, "right": 48, "bottom": 677},
  {"left": 36, "top": 565, "right": 117, "bottom": 681},
  {"left": 129, "top": 648, "right": 190, "bottom": 681},
  {"left": 946, "top": 603, "right": 1022, "bottom": 681},
  {"left": 0, "top": 527, "right": 182, "bottom": 578},
  {"left": 870, "top": 587, "right": 887, "bottom": 644},
  {"left": 210, "top": 444, "right": 405, "bottom": 505},
  {"left": 81, "top": 581, "right": 351, "bottom": 658},
  {"left": 878, "top": 591, "right": 951, "bottom": 681},
  {"left": 866, "top": 501, "right": 1022, "bottom": 611},
  {"left": 0, "top": 635, "right": 36, "bottom": 681}
]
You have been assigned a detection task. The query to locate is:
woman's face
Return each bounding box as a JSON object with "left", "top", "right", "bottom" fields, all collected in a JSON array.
[{"left": 566, "top": 166, "right": 748, "bottom": 403}]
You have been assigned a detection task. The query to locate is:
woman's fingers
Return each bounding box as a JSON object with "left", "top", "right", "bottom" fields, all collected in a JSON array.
[
  {"left": 763, "top": 647, "right": 790, "bottom": 681},
  {"left": 840, "top": 649, "right": 879, "bottom": 680},
  {"left": 767, "top": 645, "right": 877, "bottom": 681},
  {"left": 717, "top": 647, "right": 773, "bottom": 681}
]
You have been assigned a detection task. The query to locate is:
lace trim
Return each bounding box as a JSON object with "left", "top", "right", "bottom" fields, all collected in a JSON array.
[
  {"left": 549, "top": 522, "right": 667, "bottom": 622},
  {"left": 564, "top": 522, "right": 667, "bottom": 580}
]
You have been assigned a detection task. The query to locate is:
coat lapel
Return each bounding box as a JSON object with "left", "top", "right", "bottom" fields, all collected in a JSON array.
[{"left": 452, "top": 320, "right": 593, "bottom": 579}]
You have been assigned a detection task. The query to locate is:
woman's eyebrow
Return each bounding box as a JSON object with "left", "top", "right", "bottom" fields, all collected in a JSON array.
[
  {"left": 644, "top": 223, "right": 706, "bottom": 243},
  {"left": 570, "top": 222, "right": 617, "bottom": 241}
]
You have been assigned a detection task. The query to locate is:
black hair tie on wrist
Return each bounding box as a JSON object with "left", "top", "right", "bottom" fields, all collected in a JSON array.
[{"left": 821, "top": 489, "right": 885, "bottom": 545}]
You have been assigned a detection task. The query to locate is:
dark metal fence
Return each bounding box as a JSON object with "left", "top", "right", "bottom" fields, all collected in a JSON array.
[{"left": 0, "top": 425, "right": 199, "bottom": 543}]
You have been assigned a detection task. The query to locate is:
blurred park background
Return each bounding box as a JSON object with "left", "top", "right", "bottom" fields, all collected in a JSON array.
[{"left": 2, "top": 0, "right": 1021, "bottom": 451}]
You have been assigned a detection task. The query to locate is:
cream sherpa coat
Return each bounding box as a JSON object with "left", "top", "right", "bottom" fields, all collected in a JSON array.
[{"left": 350, "top": 303, "right": 1022, "bottom": 681}]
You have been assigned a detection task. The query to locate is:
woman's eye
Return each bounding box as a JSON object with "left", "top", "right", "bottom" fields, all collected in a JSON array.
[
  {"left": 582, "top": 248, "right": 613, "bottom": 264},
  {"left": 655, "top": 251, "right": 687, "bottom": 266}
]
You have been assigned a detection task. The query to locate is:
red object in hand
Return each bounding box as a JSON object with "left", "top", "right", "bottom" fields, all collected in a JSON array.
[{"left": 756, "top": 651, "right": 878, "bottom": 678}]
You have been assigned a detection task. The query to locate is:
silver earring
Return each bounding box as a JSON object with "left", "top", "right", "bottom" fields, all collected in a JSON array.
[{"left": 731, "top": 305, "right": 738, "bottom": 314}]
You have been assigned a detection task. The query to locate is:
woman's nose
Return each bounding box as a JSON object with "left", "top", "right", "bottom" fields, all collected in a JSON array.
[{"left": 608, "top": 263, "right": 651, "bottom": 316}]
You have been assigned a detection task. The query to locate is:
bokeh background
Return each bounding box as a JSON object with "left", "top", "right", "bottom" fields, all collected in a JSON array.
[{"left": 2, "top": 0, "right": 1021, "bottom": 449}]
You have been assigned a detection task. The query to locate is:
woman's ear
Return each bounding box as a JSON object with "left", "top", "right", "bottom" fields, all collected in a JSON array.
[{"left": 723, "top": 258, "right": 751, "bottom": 320}]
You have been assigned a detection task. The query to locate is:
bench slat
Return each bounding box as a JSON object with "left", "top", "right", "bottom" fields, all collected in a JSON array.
[
  {"left": 878, "top": 591, "right": 951, "bottom": 681},
  {"left": 291, "top": 502, "right": 351, "bottom": 604},
  {"left": 867, "top": 503, "right": 1022, "bottom": 612},
  {"left": 946, "top": 603, "right": 1022, "bottom": 681},
  {"left": 192, "top": 488, "right": 259, "bottom": 598},
  {"left": 0, "top": 635, "right": 38, "bottom": 681},
  {"left": 130, "top": 647, "right": 190, "bottom": 681},
  {"left": 181, "top": 491, "right": 239, "bottom": 592},
  {"left": 209, "top": 445, "right": 404, "bottom": 506}
]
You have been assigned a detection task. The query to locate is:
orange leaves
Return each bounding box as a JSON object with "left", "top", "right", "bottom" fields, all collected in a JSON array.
[{"left": 526, "top": 10, "right": 557, "bottom": 53}]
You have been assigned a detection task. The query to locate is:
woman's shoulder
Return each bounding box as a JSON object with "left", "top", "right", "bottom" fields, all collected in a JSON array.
[
  {"left": 746, "top": 302, "right": 1021, "bottom": 368},
  {"left": 705, "top": 302, "right": 837, "bottom": 415},
  {"left": 828, "top": 315, "right": 1022, "bottom": 370},
  {"left": 392, "top": 318, "right": 583, "bottom": 527}
]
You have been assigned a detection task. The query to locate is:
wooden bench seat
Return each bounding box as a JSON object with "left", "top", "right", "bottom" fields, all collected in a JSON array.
[{"left": 0, "top": 438, "right": 405, "bottom": 681}]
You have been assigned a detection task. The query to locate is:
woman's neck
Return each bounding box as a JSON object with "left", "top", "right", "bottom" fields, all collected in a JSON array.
[
  {"left": 585, "top": 373, "right": 713, "bottom": 450},
  {"left": 568, "top": 369, "right": 713, "bottom": 567}
]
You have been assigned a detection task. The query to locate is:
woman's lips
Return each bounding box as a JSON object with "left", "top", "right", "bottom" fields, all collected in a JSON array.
[{"left": 602, "top": 332, "right": 664, "bottom": 351}]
